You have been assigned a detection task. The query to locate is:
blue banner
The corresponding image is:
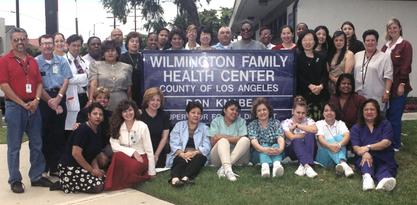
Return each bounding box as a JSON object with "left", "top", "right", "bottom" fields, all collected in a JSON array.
[{"left": 143, "top": 50, "right": 295, "bottom": 124}]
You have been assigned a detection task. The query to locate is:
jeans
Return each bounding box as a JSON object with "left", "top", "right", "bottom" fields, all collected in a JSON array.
[
  {"left": 5, "top": 100, "right": 45, "bottom": 184},
  {"left": 259, "top": 144, "right": 284, "bottom": 165},
  {"left": 315, "top": 134, "right": 347, "bottom": 167},
  {"left": 387, "top": 93, "right": 407, "bottom": 149}
]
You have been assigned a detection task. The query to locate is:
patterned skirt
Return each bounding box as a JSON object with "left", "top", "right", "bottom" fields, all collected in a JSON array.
[{"left": 57, "top": 163, "right": 104, "bottom": 193}]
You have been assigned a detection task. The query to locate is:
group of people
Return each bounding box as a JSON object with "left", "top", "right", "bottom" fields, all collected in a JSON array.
[{"left": 0, "top": 16, "right": 411, "bottom": 195}]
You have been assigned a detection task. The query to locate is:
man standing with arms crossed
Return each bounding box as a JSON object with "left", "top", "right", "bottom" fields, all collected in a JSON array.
[{"left": 0, "top": 28, "right": 52, "bottom": 193}]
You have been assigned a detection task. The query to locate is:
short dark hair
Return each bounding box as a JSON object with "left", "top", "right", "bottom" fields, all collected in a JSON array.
[
  {"left": 9, "top": 27, "right": 28, "bottom": 40},
  {"left": 38, "top": 34, "right": 54, "bottom": 45},
  {"left": 168, "top": 28, "right": 186, "bottom": 47},
  {"left": 296, "top": 29, "right": 318, "bottom": 51},
  {"left": 358, "top": 99, "right": 383, "bottom": 127},
  {"left": 323, "top": 102, "right": 341, "bottom": 120},
  {"left": 66, "top": 34, "right": 83, "bottom": 45},
  {"left": 280, "top": 25, "right": 294, "bottom": 35},
  {"left": 259, "top": 26, "right": 271, "bottom": 35},
  {"left": 158, "top": 28, "right": 170, "bottom": 35},
  {"left": 100, "top": 40, "right": 121, "bottom": 60},
  {"left": 251, "top": 97, "right": 273, "bottom": 119},
  {"left": 221, "top": 100, "right": 241, "bottom": 116},
  {"left": 88, "top": 102, "right": 105, "bottom": 115},
  {"left": 87, "top": 36, "right": 101, "bottom": 45},
  {"left": 362, "top": 29, "right": 379, "bottom": 42},
  {"left": 335, "top": 73, "right": 355, "bottom": 97},
  {"left": 186, "top": 101, "right": 203, "bottom": 113},
  {"left": 125, "top": 31, "right": 141, "bottom": 50}
]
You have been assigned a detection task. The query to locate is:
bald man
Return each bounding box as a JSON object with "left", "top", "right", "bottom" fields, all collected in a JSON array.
[{"left": 110, "top": 28, "right": 127, "bottom": 54}]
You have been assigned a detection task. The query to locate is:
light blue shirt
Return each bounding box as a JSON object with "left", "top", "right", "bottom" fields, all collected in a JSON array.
[
  {"left": 165, "top": 120, "right": 211, "bottom": 168},
  {"left": 211, "top": 42, "right": 231, "bottom": 50},
  {"left": 36, "top": 54, "right": 72, "bottom": 90},
  {"left": 208, "top": 116, "right": 247, "bottom": 137}
]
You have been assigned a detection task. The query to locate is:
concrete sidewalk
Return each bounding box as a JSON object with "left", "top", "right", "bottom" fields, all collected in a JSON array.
[{"left": 0, "top": 142, "right": 173, "bottom": 205}]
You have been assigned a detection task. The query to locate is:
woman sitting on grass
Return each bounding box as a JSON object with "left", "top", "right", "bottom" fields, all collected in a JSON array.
[
  {"left": 105, "top": 100, "right": 155, "bottom": 191},
  {"left": 315, "top": 103, "right": 354, "bottom": 177},
  {"left": 351, "top": 99, "right": 397, "bottom": 191},
  {"left": 209, "top": 100, "right": 250, "bottom": 181},
  {"left": 52, "top": 103, "right": 106, "bottom": 193},
  {"left": 282, "top": 96, "right": 318, "bottom": 178},
  {"left": 248, "top": 98, "right": 285, "bottom": 178},
  {"left": 166, "top": 101, "right": 211, "bottom": 187}
]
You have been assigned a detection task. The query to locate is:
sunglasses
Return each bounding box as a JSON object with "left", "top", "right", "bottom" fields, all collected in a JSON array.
[
  {"left": 13, "top": 37, "right": 27, "bottom": 43},
  {"left": 241, "top": 28, "right": 252, "bottom": 33}
]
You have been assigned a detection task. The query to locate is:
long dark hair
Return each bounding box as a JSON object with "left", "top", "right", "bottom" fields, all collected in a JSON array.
[
  {"left": 110, "top": 100, "right": 140, "bottom": 139},
  {"left": 335, "top": 73, "right": 355, "bottom": 97},
  {"left": 357, "top": 99, "right": 383, "bottom": 127},
  {"left": 340, "top": 21, "right": 358, "bottom": 48},
  {"left": 327, "top": 31, "right": 348, "bottom": 66},
  {"left": 314, "top": 25, "right": 331, "bottom": 51}
]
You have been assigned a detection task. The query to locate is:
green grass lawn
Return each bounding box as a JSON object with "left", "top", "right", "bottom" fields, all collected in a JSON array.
[{"left": 136, "top": 120, "right": 417, "bottom": 205}]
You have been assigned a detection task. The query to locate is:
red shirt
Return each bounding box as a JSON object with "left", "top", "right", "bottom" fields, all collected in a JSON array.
[{"left": 0, "top": 51, "right": 42, "bottom": 101}]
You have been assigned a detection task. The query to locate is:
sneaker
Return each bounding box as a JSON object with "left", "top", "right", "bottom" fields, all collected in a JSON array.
[
  {"left": 376, "top": 177, "right": 396, "bottom": 191},
  {"left": 305, "top": 166, "right": 318, "bottom": 178},
  {"left": 294, "top": 164, "right": 305, "bottom": 176},
  {"left": 343, "top": 165, "right": 354, "bottom": 178},
  {"left": 31, "top": 176, "right": 53, "bottom": 187},
  {"left": 394, "top": 148, "right": 400, "bottom": 152},
  {"left": 272, "top": 162, "right": 284, "bottom": 177},
  {"left": 11, "top": 181, "right": 25, "bottom": 193},
  {"left": 224, "top": 168, "right": 238, "bottom": 182},
  {"left": 335, "top": 164, "right": 344, "bottom": 176},
  {"left": 261, "top": 163, "right": 270, "bottom": 177},
  {"left": 217, "top": 166, "right": 225, "bottom": 178},
  {"left": 362, "top": 174, "right": 375, "bottom": 191}
]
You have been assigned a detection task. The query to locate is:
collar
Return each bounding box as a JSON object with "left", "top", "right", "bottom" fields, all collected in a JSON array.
[
  {"left": 36, "top": 54, "right": 59, "bottom": 66},
  {"left": 385, "top": 36, "right": 403, "bottom": 48},
  {"left": 121, "top": 120, "right": 139, "bottom": 132},
  {"left": 325, "top": 120, "right": 337, "bottom": 128}
]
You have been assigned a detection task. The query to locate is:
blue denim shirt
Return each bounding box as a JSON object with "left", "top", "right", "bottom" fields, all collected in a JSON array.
[
  {"left": 165, "top": 120, "right": 211, "bottom": 168},
  {"left": 211, "top": 42, "right": 231, "bottom": 50},
  {"left": 36, "top": 54, "right": 72, "bottom": 90}
]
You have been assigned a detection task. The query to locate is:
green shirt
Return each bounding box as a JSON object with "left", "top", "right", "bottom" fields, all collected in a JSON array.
[{"left": 208, "top": 116, "right": 247, "bottom": 138}]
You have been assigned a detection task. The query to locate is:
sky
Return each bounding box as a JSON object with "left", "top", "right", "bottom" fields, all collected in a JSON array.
[{"left": 0, "top": 0, "right": 234, "bottom": 40}]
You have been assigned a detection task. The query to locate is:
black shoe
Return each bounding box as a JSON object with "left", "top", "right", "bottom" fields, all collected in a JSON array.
[
  {"left": 49, "top": 171, "right": 59, "bottom": 177},
  {"left": 31, "top": 177, "right": 53, "bottom": 187},
  {"left": 49, "top": 181, "right": 61, "bottom": 191},
  {"left": 11, "top": 181, "right": 25, "bottom": 193}
]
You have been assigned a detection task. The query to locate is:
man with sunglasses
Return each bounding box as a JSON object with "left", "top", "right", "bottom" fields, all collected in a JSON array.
[
  {"left": 0, "top": 27, "right": 53, "bottom": 193},
  {"left": 231, "top": 19, "right": 266, "bottom": 50}
]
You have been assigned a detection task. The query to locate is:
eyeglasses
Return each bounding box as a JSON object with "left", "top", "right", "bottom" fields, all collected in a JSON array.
[
  {"left": 12, "top": 37, "right": 27, "bottom": 43},
  {"left": 40, "top": 42, "right": 54, "bottom": 46}
]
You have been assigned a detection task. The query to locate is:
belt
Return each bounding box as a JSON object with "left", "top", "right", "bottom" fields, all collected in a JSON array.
[{"left": 6, "top": 99, "right": 34, "bottom": 103}]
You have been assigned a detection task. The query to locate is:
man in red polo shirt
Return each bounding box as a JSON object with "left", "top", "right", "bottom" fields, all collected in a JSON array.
[{"left": 0, "top": 27, "right": 52, "bottom": 193}]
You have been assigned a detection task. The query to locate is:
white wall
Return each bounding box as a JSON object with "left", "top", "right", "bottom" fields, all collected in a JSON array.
[{"left": 297, "top": 0, "right": 417, "bottom": 96}]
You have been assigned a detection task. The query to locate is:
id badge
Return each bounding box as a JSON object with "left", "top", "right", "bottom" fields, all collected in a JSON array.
[
  {"left": 25, "top": 84, "right": 32, "bottom": 93},
  {"left": 52, "top": 65, "right": 59, "bottom": 74}
]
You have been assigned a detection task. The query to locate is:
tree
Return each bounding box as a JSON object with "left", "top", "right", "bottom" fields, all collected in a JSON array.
[{"left": 101, "top": 0, "right": 210, "bottom": 31}]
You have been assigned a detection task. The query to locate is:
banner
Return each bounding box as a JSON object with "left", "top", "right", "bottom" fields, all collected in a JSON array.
[{"left": 143, "top": 50, "right": 295, "bottom": 124}]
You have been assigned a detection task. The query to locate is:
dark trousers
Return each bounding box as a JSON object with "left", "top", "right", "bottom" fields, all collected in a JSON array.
[
  {"left": 286, "top": 133, "right": 316, "bottom": 165},
  {"left": 78, "top": 93, "right": 88, "bottom": 109},
  {"left": 170, "top": 154, "right": 207, "bottom": 179},
  {"left": 39, "top": 91, "right": 67, "bottom": 173}
]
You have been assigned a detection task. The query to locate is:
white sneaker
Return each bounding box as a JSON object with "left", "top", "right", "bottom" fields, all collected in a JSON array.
[
  {"left": 224, "top": 167, "right": 238, "bottom": 182},
  {"left": 343, "top": 165, "right": 354, "bottom": 178},
  {"left": 362, "top": 174, "right": 375, "bottom": 191},
  {"left": 261, "top": 163, "right": 270, "bottom": 177},
  {"left": 294, "top": 164, "right": 305, "bottom": 176},
  {"left": 272, "top": 162, "right": 284, "bottom": 177},
  {"left": 376, "top": 177, "right": 396, "bottom": 191},
  {"left": 335, "top": 164, "right": 344, "bottom": 176},
  {"left": 305, "top": 166, "right": 318, "bottom": 178},
  {"left": 217, "top": 166, "right": 225, "bottom": 178}
]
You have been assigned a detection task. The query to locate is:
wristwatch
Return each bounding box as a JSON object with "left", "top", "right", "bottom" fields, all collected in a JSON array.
[
  {"left": 385, "top": 90, "right": 390, "bottom": 94},
  {"left": 366, "top": 144, "right": 372, "bottom": 151}
]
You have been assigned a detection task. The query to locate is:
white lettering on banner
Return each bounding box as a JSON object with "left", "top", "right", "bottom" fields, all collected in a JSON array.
[
  {"left": 241, "top": 55, "right": 288, "bottom": 68},
  {"left": 220, "top": 70, "right": 274, "bottom": 82},
  {"left": 150, "top": 56, "right": 235, "bottom": 68},
  {"left": 215, "top": 98, "right": 252, "bottom": 108},
  {"left": 186, "top": 99, "right": 209, "bottom": 107},
  {"left": 160, "top": 84, "right": 196, "bottom": 92},
  {"left": 163, "top": 70, "right": 214, "bottom": 82},
  {"left": 238, "top": 84, "right": 279, "bottom": 92}
]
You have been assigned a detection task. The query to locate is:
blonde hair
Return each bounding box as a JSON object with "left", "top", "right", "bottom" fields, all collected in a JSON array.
[
  {"left": 293, "top": 95, "right": 307, "bottom": 109},
  {"left": 93, "top": 87, "right": 110, "bottom": 99},
  {"left": 142, "top": 87, "right": 165, "bottom": 109},
  {"left": 186, "top": 24, "right": 198, "bottom": 33},
  {"left": 385, "top": 18, "right": 403, "bottom": 41}
]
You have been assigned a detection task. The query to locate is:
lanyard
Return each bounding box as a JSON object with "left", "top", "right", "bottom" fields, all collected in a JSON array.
[
  {"left": 361, "top": 50, "right": 376, "bottom": 85},
  {"left": 325, "top": 122, "right": 337, "bottom": 137},
  {"left": 14, "top": 56, "right": 29, "bottom": 76}
]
